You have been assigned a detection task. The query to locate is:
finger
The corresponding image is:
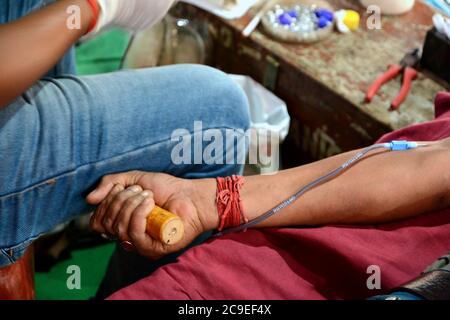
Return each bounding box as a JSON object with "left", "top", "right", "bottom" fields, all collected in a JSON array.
[
  {"left": 128, "top": 194, "right": 159, "bottom": 256},
  {"left": 87, "top": 171, "right": 143, "bottom": 205},
  {"left": 90, "top": 184, "right": 125, "bottom": 234},
  {"left": 91, "top": 183, "right": 125, "bottom": 230},
  {"left": 102, "top": 185, "right": 143, "bottom": 235},
  {"left": 113, "top": 190, "right": 153, "bottom": 241}
]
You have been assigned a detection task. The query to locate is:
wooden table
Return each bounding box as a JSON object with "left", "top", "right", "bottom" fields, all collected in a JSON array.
[{"left": 175, "top": 0, "right": 447, "bottom": 166}]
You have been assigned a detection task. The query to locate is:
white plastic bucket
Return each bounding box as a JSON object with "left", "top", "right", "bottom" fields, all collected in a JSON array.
[{"left": 229, "top": 74, "right": 291, "bottom": 174}]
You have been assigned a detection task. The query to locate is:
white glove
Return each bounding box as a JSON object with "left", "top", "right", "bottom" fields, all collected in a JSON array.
[{"left": 85, "top": 0, "right": 177, "bottom": 38}]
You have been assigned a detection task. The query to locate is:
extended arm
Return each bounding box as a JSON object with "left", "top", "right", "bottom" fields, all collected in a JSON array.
[
  {"left": 200, "top": 139, "right": 450, "bottom": 230},
  {"left": 0, "top": 0, "right": 93, "bottom": 109},
  {"left": 87, "top": 138, "right": 450, "bottom": 259},
  {"left": 0, "top": 0, "right": 175, "bottom": 109}
]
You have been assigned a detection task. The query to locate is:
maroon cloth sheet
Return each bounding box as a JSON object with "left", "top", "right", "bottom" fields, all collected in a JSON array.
[{"left": 109, "top": 93, "right": 450, "bottom": 300}]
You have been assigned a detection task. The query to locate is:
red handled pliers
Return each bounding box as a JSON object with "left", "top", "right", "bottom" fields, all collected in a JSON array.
[{"left": 366, "top": 49, "right": 420, "bottom": 111}]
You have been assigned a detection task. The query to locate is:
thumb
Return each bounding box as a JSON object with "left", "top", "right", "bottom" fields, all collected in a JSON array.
[{"left": 86, "top": 171, "right": 143, "bottom": 205}]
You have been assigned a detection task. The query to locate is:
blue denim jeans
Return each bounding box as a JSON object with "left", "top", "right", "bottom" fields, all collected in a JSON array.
[{"left": 0, "top": 1, "right": 250, "bottom": 267}]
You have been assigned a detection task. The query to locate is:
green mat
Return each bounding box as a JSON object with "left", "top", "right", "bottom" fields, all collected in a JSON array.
[
  {"left": 76, "top": 28, "right": 131, "bottom": 75},
  {"left": 35, "top": 29, "right": 130, "bottom": 300},
  {"left": 35, "top": 243, "right": 115, "bottom": 300}
]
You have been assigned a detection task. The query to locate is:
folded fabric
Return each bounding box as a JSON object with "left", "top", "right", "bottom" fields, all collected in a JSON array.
[{"left": 109, "top": 92, "right": 450, "bottom": 300}]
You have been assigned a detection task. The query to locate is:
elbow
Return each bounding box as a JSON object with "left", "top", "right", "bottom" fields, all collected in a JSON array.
[
  {"left": 442, "top": 169, "right": 450, "bottom": 210},
  {"left": 0, "top": 94, "right": 8, "bottom": 109},
  {"left": 440, "top": 146, "right": 450, "bottom": 206},
  {"left": 435, "top": 143, "right": 450, "bottom": 209},
  {"left": 0, "top": 97, "right": 10, "bottom": 110},
  {"left": 0, "top": 81, "right": 8, "bottom": 109},
  {"left": 0, "top": 86, "right": 17, "bottom": 110},
  {"left": 0, "top": 92, "right": 7, "bottom": 110}
]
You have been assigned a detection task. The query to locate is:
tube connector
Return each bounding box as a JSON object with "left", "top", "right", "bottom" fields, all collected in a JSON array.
[{"left": 384, "top": 141, "right": 418, "bottom": 151}]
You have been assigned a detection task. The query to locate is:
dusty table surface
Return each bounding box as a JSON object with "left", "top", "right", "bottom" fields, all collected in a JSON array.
[{"left": 204, "top": 0, "right": 447, "bottom": 130}]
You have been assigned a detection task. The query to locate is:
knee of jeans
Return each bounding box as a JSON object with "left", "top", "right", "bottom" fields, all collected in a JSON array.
[{"left": 177, "top": 64, "right": 251, "bottom": 132}]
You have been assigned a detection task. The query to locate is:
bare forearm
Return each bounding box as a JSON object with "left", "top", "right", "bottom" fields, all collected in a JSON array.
[
  {"left": 85, "top": 139, "right": 450, "bottom": 257},
  {"left": 0, "top": 0, "right": 93, "bottom": 108},
  {"left": 197, "top": 139, "right": 450, "bottom": 231}
]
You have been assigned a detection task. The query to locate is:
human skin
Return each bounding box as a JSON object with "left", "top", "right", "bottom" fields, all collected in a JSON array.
[
  {"left": 0, "top": 0, "right": 93, "bottom": 109},
  {"left": 87, "top": 137, "right": 450, "bottom": 260}
]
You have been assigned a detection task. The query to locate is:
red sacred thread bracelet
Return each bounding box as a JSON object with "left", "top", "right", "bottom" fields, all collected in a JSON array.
[
  {"left": 85, "top": 0, "right": 100, "bottom": 34},
  {"left": 216, "top": 175, "right": 248, "bottom": 231}
]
